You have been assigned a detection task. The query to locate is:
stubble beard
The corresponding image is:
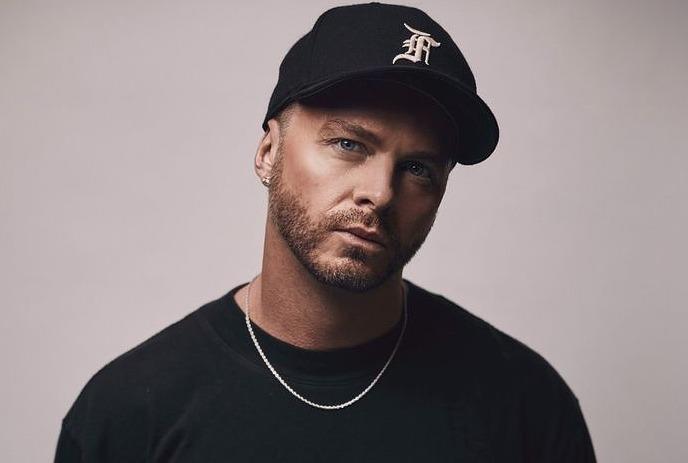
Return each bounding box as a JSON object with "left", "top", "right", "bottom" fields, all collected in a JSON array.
[{"left": 266, "top": 145, "right": 436, "bottom": 293}]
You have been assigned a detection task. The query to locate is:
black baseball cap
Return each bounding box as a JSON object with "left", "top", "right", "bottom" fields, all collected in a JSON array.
[{"left": 262, "top": 2, "right": 499, "bottom": 166}]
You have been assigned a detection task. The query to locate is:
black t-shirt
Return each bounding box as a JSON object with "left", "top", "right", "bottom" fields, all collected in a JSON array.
[{"left": 54, "top": 279, "right": 596, "bottom": 462}]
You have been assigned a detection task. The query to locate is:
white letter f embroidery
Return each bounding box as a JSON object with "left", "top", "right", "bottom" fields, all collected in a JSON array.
[{"left": 392, "top": 23, "right": 441, "bottom": 65}]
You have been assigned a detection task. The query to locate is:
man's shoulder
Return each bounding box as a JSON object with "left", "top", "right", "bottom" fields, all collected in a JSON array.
[
  {"left": 89, "top": 305, "right": 204, "bottom": 383},
  {"left": 407, "top": 279, "right": 549, "bottom": 363},
  {"left": 405, "top": 281, "right": 596, "bottom": 460},
  {"left": 406, "top": 279, "right": 578, "bottom": 399},
  {"left": 61, "top": 296, "right": 222, "bottom": 432}
]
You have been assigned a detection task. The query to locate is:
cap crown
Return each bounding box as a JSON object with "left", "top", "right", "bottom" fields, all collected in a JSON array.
[{"left": 267, "top": 3, "right": 477, "bottom": 119}]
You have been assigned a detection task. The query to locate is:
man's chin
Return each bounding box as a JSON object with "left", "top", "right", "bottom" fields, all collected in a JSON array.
[{"left": 307, "top": 257, "right": 392, "bottom": 293}]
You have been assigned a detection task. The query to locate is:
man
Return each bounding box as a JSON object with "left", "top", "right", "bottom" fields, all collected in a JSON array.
[{"left": 55, "top": 3, "right": 596, "bottom": 462}]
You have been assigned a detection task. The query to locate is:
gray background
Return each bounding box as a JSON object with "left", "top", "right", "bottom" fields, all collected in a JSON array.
[{"left": 2, "top": 0, "right": 686, "bottom": 461}]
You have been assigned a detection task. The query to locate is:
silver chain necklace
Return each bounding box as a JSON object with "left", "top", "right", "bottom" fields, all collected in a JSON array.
[{"left": 243, "top": 276, "right": 408, "bottom": 410}]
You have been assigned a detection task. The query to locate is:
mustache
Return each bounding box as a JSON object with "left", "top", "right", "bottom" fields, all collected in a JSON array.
[{"left": 323, "top": 209, "right": 394, "bottom": 238}]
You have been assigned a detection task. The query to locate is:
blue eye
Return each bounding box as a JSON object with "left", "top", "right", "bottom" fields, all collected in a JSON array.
[{"left": 337, "top": 139, "right": 359, "bottom": 151}]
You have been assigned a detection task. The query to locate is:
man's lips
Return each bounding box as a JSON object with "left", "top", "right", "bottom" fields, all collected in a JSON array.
[{"left": 335, "top": 226, "right": 387, "bottom": 247}]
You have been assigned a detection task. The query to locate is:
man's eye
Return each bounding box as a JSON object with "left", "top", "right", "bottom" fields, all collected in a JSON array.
[
  {"left": 406, "top": 161, "right": 432, "bottom": 179},
  {"left": 335, "top": 138, "right": 362, "bottom": 152}
]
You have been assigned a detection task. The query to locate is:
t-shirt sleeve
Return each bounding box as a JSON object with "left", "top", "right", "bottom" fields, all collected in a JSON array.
[
  {"left": 521, "top": 358, "right": 597, "bottom": 462},
  {"left": 53, "top": 421, "right": 82, "bottom": 463}
]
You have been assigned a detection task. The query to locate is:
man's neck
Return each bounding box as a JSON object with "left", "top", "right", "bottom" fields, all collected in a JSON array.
[{"left": 233, "top": 225, "right": 405, "bottom": 351}]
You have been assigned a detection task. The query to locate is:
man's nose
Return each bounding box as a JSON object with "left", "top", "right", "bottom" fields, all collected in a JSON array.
[{"left": 351, "top": 155, "right": 396, "bottom": 212}]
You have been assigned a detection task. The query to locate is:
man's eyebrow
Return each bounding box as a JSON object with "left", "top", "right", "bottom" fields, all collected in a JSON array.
[
  {"left": 318, "top": 119, "right": 382, "bottom": 146},
  {"left": 319, "top": 118, "right": 452, "bottom": 170}
]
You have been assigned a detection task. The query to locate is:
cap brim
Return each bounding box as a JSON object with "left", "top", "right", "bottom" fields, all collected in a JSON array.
[{"left": 263, "top": 65, "right": 499, "bottom": 165}]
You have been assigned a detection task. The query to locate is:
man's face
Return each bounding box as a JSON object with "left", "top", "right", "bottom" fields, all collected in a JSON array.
[{"left": 266, "top": 79, "right": 455, "bottom": 292}]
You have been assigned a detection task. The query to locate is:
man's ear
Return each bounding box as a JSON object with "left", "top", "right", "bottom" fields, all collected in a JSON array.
[{"left": 255, "top": 118, "right": 282, "bottom": 182}]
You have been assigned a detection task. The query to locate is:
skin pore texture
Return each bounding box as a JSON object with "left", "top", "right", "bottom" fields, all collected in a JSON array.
[{"left": 234, "top": 78, "right": 456, "bottom": 350}]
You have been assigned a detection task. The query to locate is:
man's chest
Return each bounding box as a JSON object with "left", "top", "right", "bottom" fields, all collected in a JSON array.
[{"left": 148, "top": 373, "right": 496, "bottom": 463}]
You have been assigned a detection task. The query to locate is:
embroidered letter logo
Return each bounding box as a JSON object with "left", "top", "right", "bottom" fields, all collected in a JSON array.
[{"left": 392, "top": 23, "right": 441, "bottom": 65}]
